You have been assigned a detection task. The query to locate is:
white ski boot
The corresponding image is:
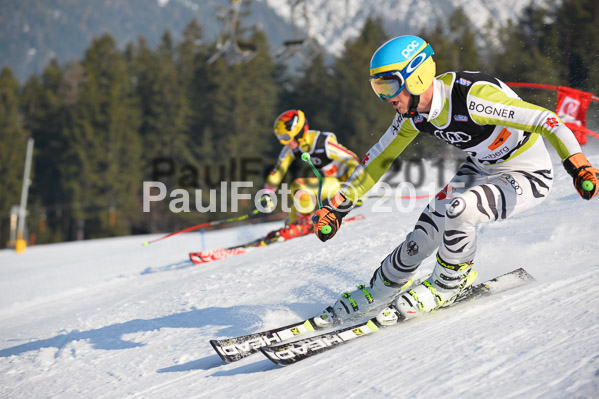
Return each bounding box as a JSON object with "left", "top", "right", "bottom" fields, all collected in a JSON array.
[
  {"left": 312, "top": 267, "right": 415, "bottom": 328},
  {"left": 393, "top": 255, "right": 477, "bottom": 321}
]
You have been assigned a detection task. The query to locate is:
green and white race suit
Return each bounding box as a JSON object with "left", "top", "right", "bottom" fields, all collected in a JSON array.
[{"left": 341, "top": 71, "right": 582, "bottom": 284}]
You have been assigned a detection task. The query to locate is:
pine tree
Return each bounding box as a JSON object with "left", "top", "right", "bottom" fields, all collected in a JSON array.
[
  {"left": 331, "top": 17, "right": 394, "bottom": 157},
  {"left": 224, "top": 29, "right": 277, "bottom": 188},
  {"left": 490, "top": 5, "right": 561, "bottom": 109},
  {"left": 20, "top": 59, "right": 67, "bottom": 243},
  {"left": 422, "top": 7, "right": 480, "bottom": 73},
  {"left": 176, "top": 20, "right": 216, "bottom": 173},
  {"left": 141, "top": 31, "right": 193, "bottom": 185},
  {"left": 177, "top": 20, "right": 204, "bottom": 82},
  {"left": 193, "top": 53, "right": 234, "bottom": 202},
  {"left": 60, "top": 34, "right": 142, "bottom": 239},
  {"left": 0, "top": 67, "right": 29, "bottom": 244},
  {"left": 292, "top": 53, "right": 337, "bottom": 133},
  {"left": 555, "top": 0, "right": 599, "bottom": 91}
]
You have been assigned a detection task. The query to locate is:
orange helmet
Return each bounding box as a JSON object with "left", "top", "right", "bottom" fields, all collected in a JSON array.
[{"left": 273, "top": 109, "right": 308, "bottom": 144}]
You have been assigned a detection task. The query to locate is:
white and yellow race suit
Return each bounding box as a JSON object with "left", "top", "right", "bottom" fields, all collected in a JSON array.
[
  {"left": 340, "top": 71, "right": 583, "bottom": 283},
  {"left": 265, "top": 130, "right": 359, "bottom": 223}
]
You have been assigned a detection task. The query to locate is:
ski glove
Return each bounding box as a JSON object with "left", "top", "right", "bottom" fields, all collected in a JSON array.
[
  {"left": 313, "top": 192, "right": 352, "bottom": 242},
  {"left": 563, "top": 153, "right": 599, "bottom": 200}
]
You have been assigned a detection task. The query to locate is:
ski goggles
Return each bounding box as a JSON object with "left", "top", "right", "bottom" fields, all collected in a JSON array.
[
  {"left": 274, "top": 114, "right": 305, "bottom": 144},
  {"left": 369, "top": 44, "right": 434, "bottom": 100},
  {"left": 275, "top": 132, "right": 292, "bottom": 143},
  {"left": 275, "top": 130, "right": 305, "bottom": 145}
]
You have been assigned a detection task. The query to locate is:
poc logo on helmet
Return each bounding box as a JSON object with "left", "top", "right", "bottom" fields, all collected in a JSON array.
[{"left": 402, "top": 40, "right": 420, "bottom": 58}]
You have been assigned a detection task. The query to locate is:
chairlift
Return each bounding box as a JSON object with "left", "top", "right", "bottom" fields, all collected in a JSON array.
[
  {"left": 274, "top": 38, "right": 320, "bottom": 64},
  {"left": 272, "top": 0, "right": 321, "bottom": 64},
  {"left": 208, "top": 0, "right": 258, "bottom": 65}
]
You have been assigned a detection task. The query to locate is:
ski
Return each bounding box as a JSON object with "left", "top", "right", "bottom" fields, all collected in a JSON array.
[
  {"left": 260, "top": 268, "right": 536, "bottom": 366},
  {"left": 190, "top": 214, "right": 365, "bottom": 265},
  {"left": 189, "top": 245, "right": 254, "bottom": 265},
  {"left": 210, "top": 319, "right": 320, "bottom": 363},
  {"left": 210, "top": 270, "right": 423, "bottom": 363}
]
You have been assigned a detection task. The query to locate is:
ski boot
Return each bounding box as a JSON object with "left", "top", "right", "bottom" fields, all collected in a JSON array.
[
  {"left": 392, "top": 254, "right": 477, "bottom": 321},
  {"left": 312, "top": 266, "right": 415, "bottom": 328}
]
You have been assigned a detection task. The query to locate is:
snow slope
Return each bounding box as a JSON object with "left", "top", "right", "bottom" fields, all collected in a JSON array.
[{"left": 1, "top": 145, "right": 598, "bottom": 399}]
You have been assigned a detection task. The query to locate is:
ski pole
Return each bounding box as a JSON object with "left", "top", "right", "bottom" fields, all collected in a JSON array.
[
  {"left": 301, "top": 153, "right": 332, "bottom": 235},
  {"left": 143, "top": 208, "right": 261, "bottom": 246}
]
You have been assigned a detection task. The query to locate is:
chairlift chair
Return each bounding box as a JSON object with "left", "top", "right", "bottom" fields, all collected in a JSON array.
[
  {"left": 208, "top": 0, "right": 258, "bottom": 65},
  {"left": 272, "top": 0, "right": 320, "bottom": 63}
]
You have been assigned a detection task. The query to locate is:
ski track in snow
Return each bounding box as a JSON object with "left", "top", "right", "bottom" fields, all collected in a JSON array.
[{"left": 1, "top": 149, "right": 598, "bottom": 398}]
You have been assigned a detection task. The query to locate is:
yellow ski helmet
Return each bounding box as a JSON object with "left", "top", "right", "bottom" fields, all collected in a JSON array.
[
  {"left": 273, "top": 109, "right": 308, "bottom": 144},
  {"left": 369, "top": 35, "right": 436, "bottom": 99}
]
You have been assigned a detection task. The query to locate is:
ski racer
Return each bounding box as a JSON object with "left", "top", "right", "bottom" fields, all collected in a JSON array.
[
  {"left": 259, "top": 109, "right": 360, "bottom": 243},
  {"left": 312, "top": 35, "right": 599, "bottom": 326}
]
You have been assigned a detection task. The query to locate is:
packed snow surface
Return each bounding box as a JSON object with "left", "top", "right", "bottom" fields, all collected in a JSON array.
[{"left": 1, "top": 146, "right": 598, "bottom": 398}]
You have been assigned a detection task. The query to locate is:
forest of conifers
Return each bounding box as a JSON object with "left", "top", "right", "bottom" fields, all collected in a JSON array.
[{"left": 0, "top": 0, "right": 597, "bottom": 246}]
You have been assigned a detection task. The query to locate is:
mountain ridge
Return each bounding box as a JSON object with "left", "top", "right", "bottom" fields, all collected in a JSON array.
[{"left": 1, "top": 0, "right": 549, "bottom": 82}]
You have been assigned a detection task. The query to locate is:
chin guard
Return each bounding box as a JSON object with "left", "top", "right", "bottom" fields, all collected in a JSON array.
[{"left": 402, "top": 94, "right": 420, "bottom": 118}]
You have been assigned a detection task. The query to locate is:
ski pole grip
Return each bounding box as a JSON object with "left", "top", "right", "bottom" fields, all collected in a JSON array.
[
  {"left": 301, "top": 152, "right": 332, "bottom": 235},
  {"left": 301, "top": 152, "right": 323, "bottom": 209},
  {"left": 582, "top": 180, "right": 594, "bottom": 192},
  {"left": 311, "top": 214, "right": 332, "bottom": 235}
]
